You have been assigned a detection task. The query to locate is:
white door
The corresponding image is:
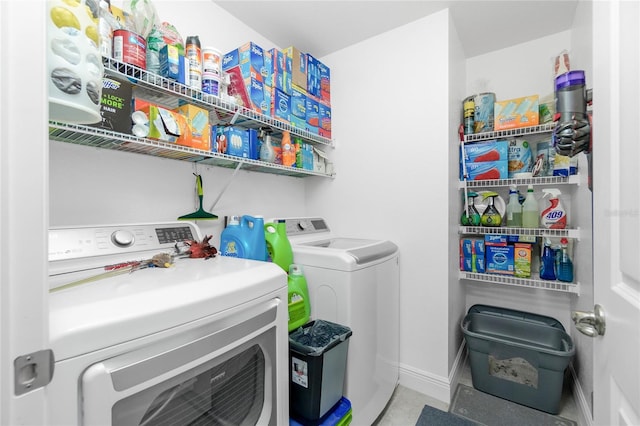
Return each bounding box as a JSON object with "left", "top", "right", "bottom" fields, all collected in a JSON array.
[
  {"left": 0, "top": 1, "right": 50, "bottom": 424},
  {"left": 591, "top": 0, "right": 640, "bottom": 424}
]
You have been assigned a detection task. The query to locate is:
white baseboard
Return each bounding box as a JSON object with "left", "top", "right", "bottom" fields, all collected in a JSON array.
[
  {"left": 570, "top": 364, "right": 593, "bottom": 426},
  {"left": 398, "top": 341, "right": 467, "bottom": 406}
]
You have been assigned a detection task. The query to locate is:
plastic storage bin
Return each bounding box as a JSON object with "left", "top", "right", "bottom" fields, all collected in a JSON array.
[
  {"left": 289, "top": 320, "right": 353, "bottom": 422},
  {"left": 290, "top": 397, "right": 352, "bottom": 426},
  {"left": 461, "top": 304, "right": 575, "bottom": 414}
]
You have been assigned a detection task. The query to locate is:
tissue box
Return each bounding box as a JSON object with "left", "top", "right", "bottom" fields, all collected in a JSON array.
[
  {"left": 494, "top": 95, "right": 539, "bottom": 130},
  {"left": 174, "top": 104, "right": 211, "bottom": 151},
  {"left": 284, "top": 46, "right": 307, "bottom": 91}
]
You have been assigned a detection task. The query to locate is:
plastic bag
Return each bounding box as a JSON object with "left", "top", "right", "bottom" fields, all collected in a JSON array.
[{"left": 289, "top": 320, "right": 352, "bottom": 355}]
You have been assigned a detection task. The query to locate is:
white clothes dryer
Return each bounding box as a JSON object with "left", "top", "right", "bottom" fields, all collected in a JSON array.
[
  {"left": 276, "top": 217, "right": 400, "bottom": 426},
  {"left": 46, "top": 222, "right": 288, "bottom": 426}
]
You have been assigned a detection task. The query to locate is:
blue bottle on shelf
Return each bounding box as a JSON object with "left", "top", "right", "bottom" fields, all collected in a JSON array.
[
  {"left": 556, "top": 238, "right": 574, "bottom": 282},
  {"left": 540, "top": 238, "right": 556, "bottom": 281}
]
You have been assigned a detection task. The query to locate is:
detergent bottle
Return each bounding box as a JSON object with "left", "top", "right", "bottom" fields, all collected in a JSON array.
[
  {"left": 506, "top": 185, "right": 522, "bottom": 227},
  {"left": 522, "top": 185, "right": 539, "bottom": 228},
  {"left": 287, "top": 264, "right": 311, "bottom": 331},
  {"left": 540, "top": 188, "right": 567, "bottom": 229},
  {"left": 461, "top": 191, "right": 481, "bottom": 226},
  {"left": 220, "top": 216, "right": 245, "bottom": 258},
  {"left": 241, "top": 215, "right": 268, "bottom": 261},
  {"left": 481, "top": 192, "right": 502, "bottom": 227},
  {"left": 264, "top": 219, "right": 294, "bottom": 272}
]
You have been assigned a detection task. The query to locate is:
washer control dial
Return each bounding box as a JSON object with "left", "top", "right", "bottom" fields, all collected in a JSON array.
[{"left": 111, "top": 230, "right": 135, "bottom": 247}]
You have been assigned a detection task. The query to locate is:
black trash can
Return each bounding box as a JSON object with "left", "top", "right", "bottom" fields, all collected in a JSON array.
[{"left": 289, "top": 320, "right": 353, "bottom": 422}]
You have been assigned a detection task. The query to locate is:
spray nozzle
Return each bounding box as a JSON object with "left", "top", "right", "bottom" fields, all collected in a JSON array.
[
  {"left": 482, "top": 191, "right": 499, "bottom": 201},
  {"left": 542, "top": 188, "right": 561, "bottom": 198}
]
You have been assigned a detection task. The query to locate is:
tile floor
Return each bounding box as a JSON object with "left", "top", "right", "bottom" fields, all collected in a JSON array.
[{"left": 372, "top": 356, "right": 579, "bottom": 426}]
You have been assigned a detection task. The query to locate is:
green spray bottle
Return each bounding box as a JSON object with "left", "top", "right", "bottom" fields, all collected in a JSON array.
[
  {"left": 481, "top": 192, "right": 502, "bottom": 227},
  {"left": 461, "top": 191, "right": 481, "bottom": 226},
  {"left": 288, "top": 264, "right": 311, "bottom": 331}
]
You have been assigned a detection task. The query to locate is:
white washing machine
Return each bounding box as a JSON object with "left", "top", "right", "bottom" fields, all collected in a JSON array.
[
  {"left": 277, "top": 217, "right": 400, "bottom": 426},
  {"left": 46, "top": 222, "right": 288, "bottom": 425}
]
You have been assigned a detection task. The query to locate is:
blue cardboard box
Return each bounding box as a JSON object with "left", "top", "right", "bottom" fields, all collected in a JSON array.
[
  {"left": 272, "top": 88, "right": 291, "bottom": 122},
  {"left": 290, "top": 86, "right": 307, "bottom": 129},
  {"left": 486, "top": 245, "right": 515, "bottom": 275},
  {"left": 318, "top": 60, "right": 330, "bottom": 104},
  {"left": 306, "top": 53, "right": 320, "bottom": 97}
]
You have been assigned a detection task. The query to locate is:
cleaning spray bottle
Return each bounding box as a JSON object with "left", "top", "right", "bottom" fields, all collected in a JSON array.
[
  {"left": 539, "top": 238, "right": 557, "bottom": 280},
  {"left": 522, "top": 185, "right": 539, "bottom": 228},
  {"left": 556, "top": 238, "right": 574, "bottom": 282},
  {"left": 264, "top": 219, "right": 293, "bottom": 272},
  {"left": 540, "top": 188, "right": 567, "bottom": 229},
  {"left": 461, "top": 191, "right": 481, "bottom": 226},
  {"left": 506, "top": 185, "right": 522, "bottom": 227},
  {"left": 287, "top": 264, "right": 311, "bottom": 331},
  {"left": 480, "top": 192, "right": 502, "bottom": 227}
]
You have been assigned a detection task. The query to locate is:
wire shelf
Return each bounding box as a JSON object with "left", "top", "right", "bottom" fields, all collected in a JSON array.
[
  {"left": 460, "top": 271, "right": 580, "bottom": 294},
  {"left": 48, "top": 122, "right": 334, "bottom": 178},
  {"left": 463, "top": 122, "right": 555, "bottom": 142},
  {"left": 459, "top": 226, "right": 580, "bottom": 239},
  {"left": 103, "top": 57, "right": 333, "bottom": 147}
]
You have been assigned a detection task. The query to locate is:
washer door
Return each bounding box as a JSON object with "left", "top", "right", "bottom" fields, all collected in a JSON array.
[{"left": 80, "top": 299, "right": 280, "bottom": 425}]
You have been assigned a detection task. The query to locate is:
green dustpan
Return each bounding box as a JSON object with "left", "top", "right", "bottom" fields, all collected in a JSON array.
[{"left": 178, "top": 174, "right": 218, "bottom": 220}]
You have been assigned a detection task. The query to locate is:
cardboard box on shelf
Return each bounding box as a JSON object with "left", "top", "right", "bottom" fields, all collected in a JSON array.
[
  {"left": 461, "top": 140, "right": 508, "bottom": 163},
  {"left": 306, "top": 95, "right": 320, "bottom": 134},
  {"left": 306, "top": 53, "right": 320, "bottom": 98},
  {"left": 272, "top": 88, "right": 291, "bottom": 123},
  {"left": 89, "top": 74, "right": 132, "bottom": 134},
  {"left": 494, "top": 95, "right": 539, "bottom": 130},
  {"left": 137, "top": 103, "right": 188, "bottom": 143},
  {"left": 290, "top": 85, "right": 307, "bottom": 130},
  {"left": 513, "top": 243, "right": 532, "bottom": 278},
  {"left": 319, "top": 101, "right": 331, "bottom": 139},
  {"left": 485, "top": 245, "right": 515, "bottom": 275},
  {"left": 318, "top": 60, "right": 330, "bottom": 104},
  {"left": 284, "top": 46, "right": 307, "bottom": 91},
  {"left": 174, "top": 104, "right": 211, "bottom": 151},
  {"left": 460, "top": 160, "right": 508, "bottom": 181}
]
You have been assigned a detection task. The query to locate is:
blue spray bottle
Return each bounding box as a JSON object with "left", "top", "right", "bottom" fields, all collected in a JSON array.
[
  {"left": 539, "top": 238, "right": 556, "bottom": 280},
  {"left": 556, "top": 238, "right": 574, "bottom": 282}
]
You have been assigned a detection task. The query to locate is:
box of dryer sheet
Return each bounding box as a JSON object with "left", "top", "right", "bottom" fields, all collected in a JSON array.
[
  {"left": 284, "top": 46, "right": 307, "bottom": 91},
  {"left": 494, "top": 95, "right": 539, "bottom": 131},
  {"left": 174, "top": 104, "right": 211, "bottom": 151},
  {"left": 89, "top": 74, "right": 132, "bottom": 134}
]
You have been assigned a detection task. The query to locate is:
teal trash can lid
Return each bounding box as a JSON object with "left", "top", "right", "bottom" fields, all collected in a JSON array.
[{"left": 467, "top": 304, "right": 566, "bottom": 331}]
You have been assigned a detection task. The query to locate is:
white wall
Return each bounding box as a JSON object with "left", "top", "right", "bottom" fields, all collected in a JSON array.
[
  {"left": 50, "top": 1, "right": 308, "bottom": 247},
  {"left": 306, "top": 10, "right": 453, "bottom": 400}
]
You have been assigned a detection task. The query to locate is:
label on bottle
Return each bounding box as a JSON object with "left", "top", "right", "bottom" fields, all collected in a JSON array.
[{"left": 541, "top": 199, "right": 567, "bottom": 229}]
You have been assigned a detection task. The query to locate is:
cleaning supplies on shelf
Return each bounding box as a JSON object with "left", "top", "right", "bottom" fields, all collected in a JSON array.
[
  {"left": 506, "top": 185, "right": 522, "bottom": 227},
  {"left": 556, "top": 238, "right": 574, "bottom": 282},
  {"left": 264, "top": 219, "right": 294, "bottom": 272},
  {"left": 540, "top": 238, "right": 557, "bottom": 281},
  {"left": 480, "top": 192, "right": 502, "bottom": 227},
  {"left": 540, "top": 188, "right": 567, "bottom": 229},
  {"left": 287, "top": 264, "right": 311, "bottom": 331},
  {"left": 461, "top": 191, "right": 481, "bottom": 226},
  {"left": 522, "top": 185, "right": 539, "bottom": 228}
]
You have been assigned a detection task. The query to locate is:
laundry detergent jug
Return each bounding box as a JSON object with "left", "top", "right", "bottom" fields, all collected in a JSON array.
[
  {"left": 220, "top": 215, "right": 268, "bottom": 261},
  {"left": 264, "top": 219, "right": 293, "bottom": 272}
]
